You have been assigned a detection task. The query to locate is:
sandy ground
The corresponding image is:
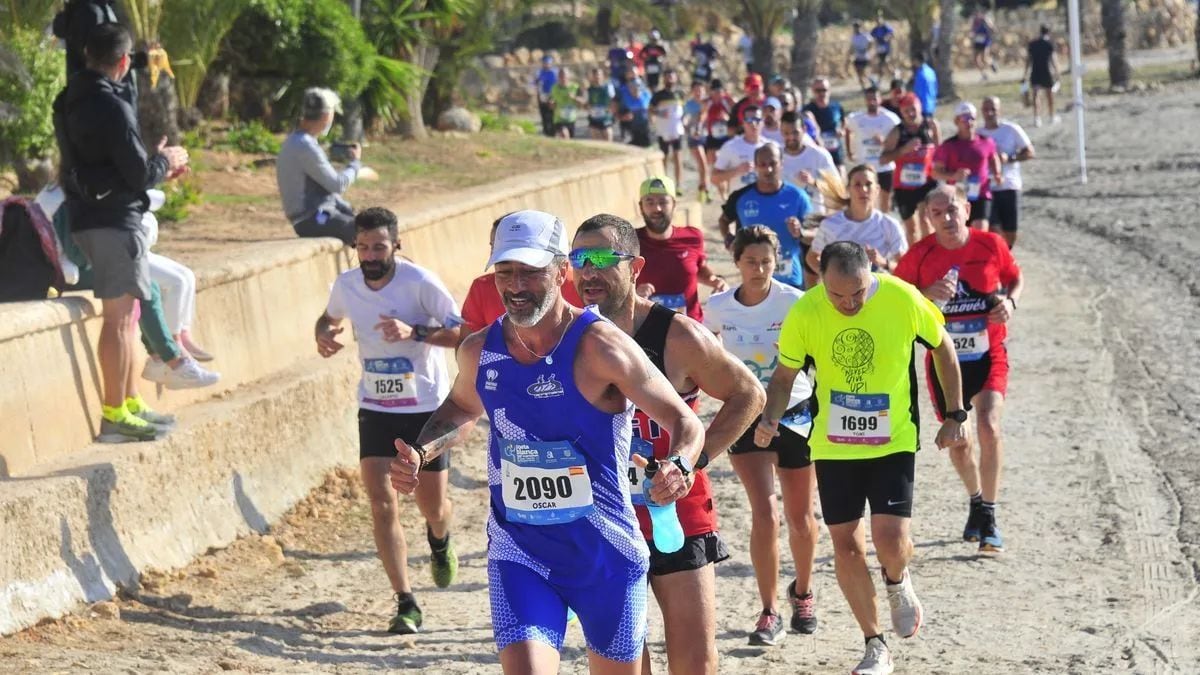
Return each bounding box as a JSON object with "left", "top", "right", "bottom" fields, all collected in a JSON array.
[{"left": 4, "top": 74, "right": 1200, "bottom": 674}]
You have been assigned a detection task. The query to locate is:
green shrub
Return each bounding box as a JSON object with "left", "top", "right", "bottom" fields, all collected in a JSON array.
[
  {"left": 157, "top": 177, "right": 203, "bottom": 222},
  {"left": 212, "top": 0, "right": 376, "bottom": 124},
  {"left": 225, "top": 120, "right": 281, "bottom": 154},
  {"left": 477, "top": 111, "right": 537, "bottom": 135},
  {"left": 0, "top": 28, "right": 66, "bottom": 164}
]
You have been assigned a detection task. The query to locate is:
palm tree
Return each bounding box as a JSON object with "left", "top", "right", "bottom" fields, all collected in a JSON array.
[
  {"left": 934, "top": 0, "right": 957, "bottom": 100},
  {"left": 1099, "top": 0, "right": 1132, "bottom": 88},
  {"left": 790, "top": 0, "right": 820, "bottom": 95},
  {"left": 740, "top": 0, "right": 789, "bottom": 77},
  {"left": 120, "top": 0, "right": 182, "bottom": 142}
]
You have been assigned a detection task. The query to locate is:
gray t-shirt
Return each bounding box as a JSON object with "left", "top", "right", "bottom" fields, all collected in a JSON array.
[{"left": 276, "top": 131, "right": 359, "bottom": 224}]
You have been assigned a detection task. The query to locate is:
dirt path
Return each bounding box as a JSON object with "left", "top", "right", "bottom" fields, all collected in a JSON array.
[{"left": 4, "top": 77, "right": 1200, "bottom": 675}]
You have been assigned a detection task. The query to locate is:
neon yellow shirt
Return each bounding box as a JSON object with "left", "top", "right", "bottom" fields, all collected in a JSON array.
[{"left": 778, "top": 274, "right": 944, "bottom": 460}]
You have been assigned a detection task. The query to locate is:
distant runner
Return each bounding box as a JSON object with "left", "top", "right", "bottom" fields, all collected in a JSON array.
[{"left": 977, "top": 96, "right": 1035, "bottom": 248}]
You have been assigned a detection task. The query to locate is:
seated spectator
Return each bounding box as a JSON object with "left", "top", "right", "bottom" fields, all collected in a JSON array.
[
  {"left": 53, "top": 23, "right": 190, "bottom": 442},
  {"left": 276, "top": 87, "right": 361, "bottom": 245},
  {"left": 460, "top": 213, "right": 584, "bottom": 337}
]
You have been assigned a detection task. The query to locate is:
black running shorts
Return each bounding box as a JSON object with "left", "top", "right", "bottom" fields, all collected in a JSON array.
[
  {"left": 968, "top": 197, "right": 992, "bottom": 224},
  {"left": 357, "top": 408, "right": 448, "bottom": 470},
  {"left": 815, "top": 452, "right": 915, "bottom": 525},
  {"left": 729, "top": 403, "right": 813, "bottom": 469},
  {"left": 877, "top": 170, "right": 894, "bottom": 193},
  {"left": 989, "top": 189, "right": 1019, "bottom": 232},
  {"left": 893, "top": 180, "right": 938, "bottom": 220},
  {"left": 648, "top": 531, "right": 730, "bottom": 576}
]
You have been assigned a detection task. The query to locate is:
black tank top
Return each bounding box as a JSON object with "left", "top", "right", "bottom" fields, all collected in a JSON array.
[
  {"left": 633, "top": 303, "right": 675, "bottom": 374},
  {"left": 896, "top": 119, "right": 934, "bottom": 146}
]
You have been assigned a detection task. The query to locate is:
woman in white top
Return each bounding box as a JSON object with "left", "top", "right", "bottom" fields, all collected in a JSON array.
[
  {"left": 703, "top": 226, "right": 819, "bottom": 646},
  {"left": 806, "top": 164, "right": 908, "bottom": 275}
]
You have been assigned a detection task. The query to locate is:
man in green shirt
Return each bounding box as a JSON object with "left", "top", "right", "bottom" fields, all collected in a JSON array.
[
  {"left": 549, "top": 67, "right": 584, "bottom": 139},
  {"left": 756, "top": 241, "right": 968, "bottom": 675}
]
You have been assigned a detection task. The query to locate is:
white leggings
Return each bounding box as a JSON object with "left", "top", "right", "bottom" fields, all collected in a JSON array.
[{"left": 148, "top": 252, "right": 196, "bottom": 334}]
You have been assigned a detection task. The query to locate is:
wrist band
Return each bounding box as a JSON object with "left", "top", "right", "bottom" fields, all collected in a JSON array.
[{"left": 411, "top": 443, "right": 428, "bottom": 469}]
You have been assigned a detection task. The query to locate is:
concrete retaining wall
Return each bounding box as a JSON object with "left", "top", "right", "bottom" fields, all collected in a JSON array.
[{"left": 0, "top": 146, "right": 666, "bottom": 635}]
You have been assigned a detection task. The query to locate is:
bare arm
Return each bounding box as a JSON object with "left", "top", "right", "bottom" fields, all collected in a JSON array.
[
  {"left": 929, "top": 328, "right": 970, "bottom": 450},
  {"left": 805, "top": 247, "right": 821, "bottom": 274},
  {"left": 697, "top": 262, "right": 727, "bottom": 291},
  {"left": 878, "top": 127, "right": 906, "bottom": 165},
  {"left": 667, "top": 319, "right": 765, "bottom": 464},
  {"left": 717, "top": 211, "right": 737, "bottom": 245},
  {"left": 753, "top": 363, "right": 801, "bottom": 447},
  {"left": 390, "top": 332, "right": 487, "bottom": 492}
]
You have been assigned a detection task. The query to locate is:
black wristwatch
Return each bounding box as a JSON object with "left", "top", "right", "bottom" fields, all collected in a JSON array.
[
  {"left": 666, "top": 454, "right": 694, "bottom": 477},
  {"left": 945, "top": 409, "right": 969, "bottom": 424},
  {"left": 694, "top": 451, "right": 711, "bottom": 472}
]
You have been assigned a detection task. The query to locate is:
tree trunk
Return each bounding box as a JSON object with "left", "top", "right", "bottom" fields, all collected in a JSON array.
[
  {"left": 934, "top": 0, "right": 958, "bottom": 100},
  {"left": 596, "top": 3, "right": 615, "bottom": 45},
  {"left": 395, "top": 44, "right": 440, "bottom": 139},
  {"left": 136, "top": 69, "right": 182, "bottom": 145},
  {"left": 1100, "top": 0, "right": 1132, "bottom": 88},
  {"left": 751, "top": 33, "right": 774, "bottom": 77},
  {"left": 790, "top": 2, "right": 820, "bottom": 102}
]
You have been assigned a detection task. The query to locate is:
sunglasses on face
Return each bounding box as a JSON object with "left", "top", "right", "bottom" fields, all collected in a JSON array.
[
  {"left": 813, "top": 88, "right": 828, "bottom": 93},
  {"left": 569, "top": 247, "right": 635, "bottom": 270},
  {"left": 743, "top": 116, "right": 763, "bottom": 123}
]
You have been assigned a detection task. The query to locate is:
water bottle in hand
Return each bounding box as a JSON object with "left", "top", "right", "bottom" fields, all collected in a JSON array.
[
  {"left": 642, "top": 459, "right": 685, "bottom": 554},
  {"left": 934, "top": 265, "right": 960, "bottom": 311}
]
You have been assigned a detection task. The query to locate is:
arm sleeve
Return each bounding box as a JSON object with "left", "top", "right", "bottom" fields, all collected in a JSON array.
[
  {"left": 884, "top": 215, "right": 908, "bottom": 258},
  {"left": 932, "top": 142, "right": 950, "bottom": 167},
  {"left": 810, "top": 224, "right": 829, "bottom": 253},
  {"left": 701, "top": 298, "right": 722, "bottom": 333},
  {"left": 324, "top": 276, "right": 347, "bottom": 320},
  {"left": 777, "top": 300, "right": 810, "bottom": 369},
  {"left": 460, "top": 281, "right": 487, "bottom": 334},
  {"left": 720, "top": 192, "right": 740, "bottom": 225},
  {"left": 418, "top": 271, "right": 464, "bottom": 328},
  {"left": 713, "top": 143, "right": 735, "bottom": 170},
  {"left": 107, "top": 101, "right": 168, "bottom": 191},
  {"left": 300, "top": 136, "right": 358, "bottom": 196}
]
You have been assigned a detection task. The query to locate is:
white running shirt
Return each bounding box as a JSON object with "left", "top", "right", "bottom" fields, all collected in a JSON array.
[
  {"left": 847, "top": 109, "right": 901, "bottom": 172},
  {"left": 978, "top": 120, "right": 1032, "bottom": 191},
  {"left": 325, "top": 260, "right": 462, "bottom": 413},
  {"left": 705, "top": 280, "right": 812, "bottom": 408},
  {"left": 811, "top": 209, "right": 908, "bottom": 262},
  {"left": 851, "top": 33, "right": 872, "bottom": 61},
  {"left": 781, "top": 145, "right": 838, "bottom": 214},
  {"left": 714, "top": 135, "right": 771, "bottom": 187}
]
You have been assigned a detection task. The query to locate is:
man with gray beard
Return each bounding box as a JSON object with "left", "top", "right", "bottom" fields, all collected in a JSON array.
[
  {"left": 633, "top": 176, "right": 727, "bottom": 323},
  {"left": 573, "top": 213, "right": 763, "bottom": 674}
]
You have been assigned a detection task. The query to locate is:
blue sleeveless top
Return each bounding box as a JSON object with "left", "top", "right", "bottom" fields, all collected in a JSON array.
[{"left": 477, "top": 309, "right": 649, "bottom": 587}]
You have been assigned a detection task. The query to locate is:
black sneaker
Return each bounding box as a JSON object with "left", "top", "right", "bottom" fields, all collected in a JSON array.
[
  {"left": 787, "top": 580, "right": 818, "bottom": 634},
  {"left": 978, "top": 508, "right": 1005, "bottom": 553},
  {"left": 963, "top": 501, "right": 984, "bottom": 542},
  {"left": 748, "top": 610, "right": 786, "bottom": 646},
  {"left": 388, "top": 593, "right": 422, "bottom": 634}
]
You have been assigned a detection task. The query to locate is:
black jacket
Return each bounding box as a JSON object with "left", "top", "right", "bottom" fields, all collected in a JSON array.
[{"left": 53, "top": 69, "right": 167, "bottom": 232}]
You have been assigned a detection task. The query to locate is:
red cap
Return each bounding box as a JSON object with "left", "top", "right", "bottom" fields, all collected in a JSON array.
[{"left": 744, "top": 73, "right": 763, "bottom": 89}]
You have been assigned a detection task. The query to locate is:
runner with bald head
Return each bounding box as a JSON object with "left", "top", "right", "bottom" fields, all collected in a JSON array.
[{"left": 977, "top": 96, "right": 1034, "bottom": 248}]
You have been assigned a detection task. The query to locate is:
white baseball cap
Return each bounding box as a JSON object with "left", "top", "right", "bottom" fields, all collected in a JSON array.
[
  {"left": 764, "top": 96, "right": 782, "bottom": 110},
  {"left": 487, "top": 210, "right": 567, "bottom": 269},
  {"left": 955, "top": 101, "right": 978, "bottom": 118}
]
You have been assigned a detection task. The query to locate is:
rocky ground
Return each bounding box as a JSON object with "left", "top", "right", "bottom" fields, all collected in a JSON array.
[{"left": 3, "top": 69, "right": 1199, "bottom": 675}]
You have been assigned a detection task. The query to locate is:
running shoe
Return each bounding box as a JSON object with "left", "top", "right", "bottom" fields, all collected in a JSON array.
[
  {"left": 388, "top": 594, "right": 423, "bottom": 634},
  {"left": 963, "top": 501, "right": 984, "bottom": 542},
  {"left": 852, "top": 637, "right": 894, "bottom": 675},
  {"left": 748, "top": 610, "right": 786, "bottom": 646},
  {"left": 979, "top": 509, "right": 1005, "bottom": 553},
  {"left": 698, "top": 189, "right": 711, "bottom": 204},
  {"left": 429, "top": 531, "right": 458, "bottom": 589},
  {"left": 97, "top": 415, "right": 159, "bottom": 443},
  {"left": 884, "top": 569, "right": 923, "bottom": 638},
  {"left": 133, "top": 406, "right": 176, "bottom": 431},
  {"left": 787, "top": 580, "right": 817, "bottom": 634}
]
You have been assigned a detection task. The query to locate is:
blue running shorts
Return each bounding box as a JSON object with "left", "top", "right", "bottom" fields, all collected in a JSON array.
[{"left": 488, "top": 559, "right": 648, "bottom": 662}]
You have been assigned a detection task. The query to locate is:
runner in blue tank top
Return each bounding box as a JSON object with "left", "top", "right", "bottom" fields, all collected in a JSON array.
[{"left": 389, "top": 210, "right": 705, "bottom": 674}]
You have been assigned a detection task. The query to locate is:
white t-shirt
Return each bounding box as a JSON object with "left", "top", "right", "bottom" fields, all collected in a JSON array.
[
  {"left": 704, "top": 281, "right": 813, "bottom": 409},
  {"left": 325, "top": 260, "right": 462, "bottom": 413},
  {"left": 714, "top": 135, "right": 771, "bottom": 187},
  {"left": 811, "top": 209, "right": 908, "bottom": 262},
  {"left": 781, "top": 145, "right": 838, "bottom": 214},
  {"left": 851, "top": 33, "right": 872, "bottom": 61},
  {"left": 653, "top": 96, "right": 686, "bottom": 140},
  {"left": 846, "top": 109, "right": 901, "bottom": 172},
  {"left": 978, "top": 120, "right": 1032, "bottom": 191},
  {"left": 762, "top": 126, "right": 784, "bottom": 146}
]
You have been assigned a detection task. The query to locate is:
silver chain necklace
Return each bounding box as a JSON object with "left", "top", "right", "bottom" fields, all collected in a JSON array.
[{"left": 509, "top": 311, "right": 576, "bottom": 365}]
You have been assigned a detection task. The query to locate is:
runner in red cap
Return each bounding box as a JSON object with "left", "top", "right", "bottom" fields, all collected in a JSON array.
[
  {"left": 879, "top": 93, "right": 941, "bottom": 245},
  {"left": 731, "top": 73, "right": 766, "bottom": 138}
]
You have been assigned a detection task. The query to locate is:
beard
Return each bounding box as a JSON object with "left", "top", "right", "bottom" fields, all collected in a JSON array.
[
  {"left": 641, "top": 208, "right": 673, "bottom": 235},
  {"left": 504, "top": 289, "right": 556, "bottom": 327},
  {"left": 579, "top": 278, "right": 633, "bottom": 319},
  {"left": 360, "top": 257, "right": 394, "bottom": 281}
]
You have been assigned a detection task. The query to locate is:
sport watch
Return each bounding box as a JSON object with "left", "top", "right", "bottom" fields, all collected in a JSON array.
[
  {"left": 945, "top": 409, "right": 969, "bottom": 424},
  {"left": 666, "top": 454, "right": 694, "bottom": 477}
]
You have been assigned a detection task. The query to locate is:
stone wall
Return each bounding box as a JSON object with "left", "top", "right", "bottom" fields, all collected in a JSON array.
[{"left": 467, "top": 0, "right": 1196, "bottom": 114}]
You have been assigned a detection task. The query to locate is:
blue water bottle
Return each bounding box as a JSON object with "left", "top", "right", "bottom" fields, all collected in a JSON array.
[{"left": 642, "top": 458, "right": 685, "bottom": 553}]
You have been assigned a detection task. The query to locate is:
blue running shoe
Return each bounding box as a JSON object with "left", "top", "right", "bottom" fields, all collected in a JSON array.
[{"left": 979, "top": 509, "right": 1005, "bottom": 553}]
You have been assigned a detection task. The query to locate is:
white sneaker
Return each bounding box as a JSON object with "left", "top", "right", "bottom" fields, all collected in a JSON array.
[
  {"left": 161, "top": 358, "right": 220, "bottom": 390},
  {"left": 852, "top": 637, "right": 894, "bottom": 675},
  {"left": 1033, "top": 116, "right": 1043, "bottom": 128},
  {"left": 885, "top": 568, "right": 923, "bottom": 638},
  {"left": 1051, "top": 114, "right": 1062, "bottom": 125},
  {"left": 142, "top": 357, "right": 170, "bottom": 384}
]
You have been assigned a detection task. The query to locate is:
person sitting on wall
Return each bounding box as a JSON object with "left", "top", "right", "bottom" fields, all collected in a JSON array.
[{"left": 276, "top": 88, "right": 362, "bottom": 245}]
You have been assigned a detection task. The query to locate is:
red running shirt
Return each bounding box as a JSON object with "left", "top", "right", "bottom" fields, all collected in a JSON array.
[
  {"left": 636, "top": 225, "right": 708, "bottom": 322},
  {"left": 460, "top": 271, "right": 584, "bottom": 335},
  {"left": 894, "top": 229, "right": 1020, "bottom": 360}
]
